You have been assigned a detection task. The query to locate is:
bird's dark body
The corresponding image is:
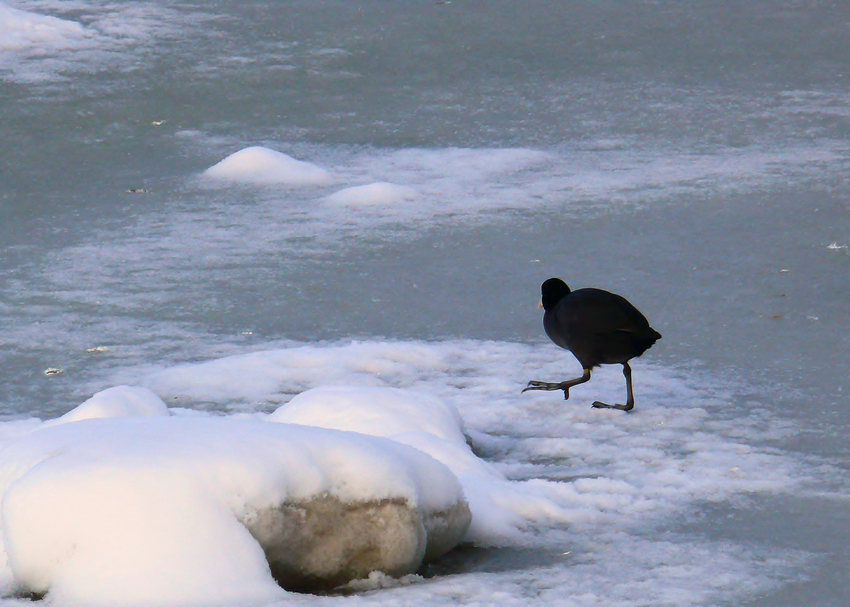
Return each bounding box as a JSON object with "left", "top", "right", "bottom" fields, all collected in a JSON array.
[
  {"left": 544, "top": 287, "right": 660, "bottom": 369},
  {"left": 524, "top": 277, "right": 661, "bottom": 411}
]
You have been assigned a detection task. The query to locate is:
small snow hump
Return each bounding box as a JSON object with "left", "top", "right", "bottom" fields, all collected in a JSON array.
[
  {"left": 324, "top": 182, "right": 418, "bottom": 206},
  {"left": 203, "top": 146, "right": 332, "bottom": 186}
]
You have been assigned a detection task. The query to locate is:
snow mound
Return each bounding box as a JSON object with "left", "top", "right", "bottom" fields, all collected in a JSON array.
[
  {"left": 203, "top": 146, "right": 332, "bottom": 186},
  {"left": 0, "top": 393, "right": 471, "bottom": 604},
  {"left": 270, "top": 386, "right": 465, "bottom": 443},
  {"left": 325, "top": 182, "right": 418, "bottom": 206},
  {"left": 46, "top": 385, "right": 169, "bottom": 427},
  {"left": 270, "top": 386, "right": 568, "bottom": 544}
]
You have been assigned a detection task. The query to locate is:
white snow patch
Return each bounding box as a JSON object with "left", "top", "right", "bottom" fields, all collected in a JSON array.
[
  {"left": 0, "top": 3, "right": 92, "bottom": 52},
  {"left": 325, "top": 182, "right": 418, "bottom": 206},
  {"left": 0, "top": 2, "right": 187, "bottom": 83},
  {"left": 204, "top": 146, "right": 332, "bottom": 186}
]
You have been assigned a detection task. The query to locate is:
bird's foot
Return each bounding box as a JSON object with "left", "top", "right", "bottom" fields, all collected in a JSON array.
[
  {"left": 591, "top": 400, "right": 634, "bottom": 412},
  {"left": 522, "top": 379, "right": 571, "bottom": 400},
  {"left": 523, "top": 380, "right": 572, "bottom": 399},
  {"left": 523, "top": 380, "right": 560, "bottom": 392}
]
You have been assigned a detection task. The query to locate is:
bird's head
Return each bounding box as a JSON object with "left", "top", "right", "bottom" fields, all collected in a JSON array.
[{"left": 540, "top": 277, "right": 571, "bottom": 311}]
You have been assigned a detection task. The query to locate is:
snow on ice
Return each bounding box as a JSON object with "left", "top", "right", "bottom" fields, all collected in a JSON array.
[{"left": 203, "top": 147, "right": 332, "bottom": 186}]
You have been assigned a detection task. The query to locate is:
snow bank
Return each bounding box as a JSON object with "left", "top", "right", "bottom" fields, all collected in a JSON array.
[
  {"left": 203, "top": 146, "right": 332, "bottom": 186},
  {"left": 324, "top": 182, "right": 418, "bottom": 206},
  {"left": 127, "top": 339, "right": 805, "bottom": 527},
  {"left": 0, "top": 392, "right": 471, "bottom": 604}
]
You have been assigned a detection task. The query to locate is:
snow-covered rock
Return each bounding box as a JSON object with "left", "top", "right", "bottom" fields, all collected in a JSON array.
[
  {"left": 270, "top": 386, "right": 552, "bottom": 544},
  {"left": 0, "top": 406, "right": 469, "bottom": 603}
]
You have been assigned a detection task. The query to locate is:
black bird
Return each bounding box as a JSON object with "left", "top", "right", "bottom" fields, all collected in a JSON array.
[{"left": 523, "top": 278, "right": 661, "bottom": 411}]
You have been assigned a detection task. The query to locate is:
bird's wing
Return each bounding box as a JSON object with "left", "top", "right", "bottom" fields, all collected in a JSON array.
[{"left": 557, "top": 291, "right": 650, "bottom": 337}]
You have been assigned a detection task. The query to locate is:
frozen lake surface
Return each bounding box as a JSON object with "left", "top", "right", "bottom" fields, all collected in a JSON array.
[{"left": 1, "top": 0, "right": 849, "bottom": 605}]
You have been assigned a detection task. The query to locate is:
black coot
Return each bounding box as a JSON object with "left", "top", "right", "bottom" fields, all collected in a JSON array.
[{"left": 522, "top": 278, "right": 661, "bottom": 411}]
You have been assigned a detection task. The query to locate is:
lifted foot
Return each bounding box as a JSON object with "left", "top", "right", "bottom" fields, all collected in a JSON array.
[
  {"left": 522, "top": 370, "right": 592, "bottom": 400},
  {"left": 522, "top": 380, "right": 574, "bottom": 399}
]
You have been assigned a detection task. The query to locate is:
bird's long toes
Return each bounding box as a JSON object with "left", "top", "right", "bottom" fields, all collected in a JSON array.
[
  {"left": 523, "top": 380, "right": 554, "bottom": 392},
  {"left": 592, "top": 400, "right": 633, "bottom": 412}
]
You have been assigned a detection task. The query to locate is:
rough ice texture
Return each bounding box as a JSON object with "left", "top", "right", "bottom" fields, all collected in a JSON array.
[
  {"left": 203, "top": 146, "right": 332, "bottom": 185},
  {"left": 0, "top": 395, "right": 470, "bottom": 604}
]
